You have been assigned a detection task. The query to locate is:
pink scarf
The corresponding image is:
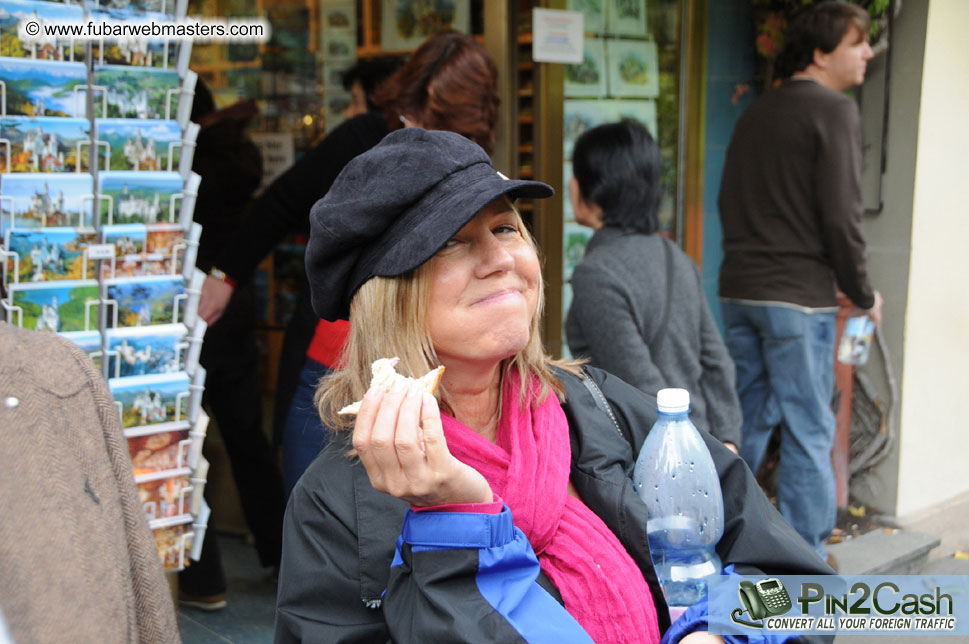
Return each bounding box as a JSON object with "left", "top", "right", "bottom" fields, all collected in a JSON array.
[{"left": 440, "top": 370, "right": 661, "bottom": 644}]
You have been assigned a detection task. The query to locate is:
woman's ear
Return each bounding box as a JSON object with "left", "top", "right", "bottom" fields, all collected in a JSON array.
[{"left": 570, "top": 176, "right": 604, "bottom": 230}]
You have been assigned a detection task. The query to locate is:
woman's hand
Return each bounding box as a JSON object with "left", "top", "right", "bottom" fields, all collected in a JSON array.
[{"left": 353, "top": 380, "right": 492, "bottom": 507}]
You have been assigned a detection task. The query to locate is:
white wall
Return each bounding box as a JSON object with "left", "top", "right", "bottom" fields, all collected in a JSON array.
[{"left": 895, "top": 0, "right": 969, "bottom": 517}]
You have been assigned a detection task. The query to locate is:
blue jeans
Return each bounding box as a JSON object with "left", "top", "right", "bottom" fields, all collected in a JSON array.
[
  {"left": 282, "top": 357, "right": 332, "bottom": 500},
  {"left": 720, "top": 300, "right": 836, "bottom": 558}
]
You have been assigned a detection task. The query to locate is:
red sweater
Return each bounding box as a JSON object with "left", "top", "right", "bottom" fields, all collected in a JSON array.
[{"left": 306, "top": 319, "right": 350, "bottom": 367}]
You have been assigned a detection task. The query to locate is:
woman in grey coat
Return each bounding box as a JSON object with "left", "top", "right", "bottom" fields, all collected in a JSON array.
[{"left": 565, "top": 120, "right": 742, "bottom": 450}]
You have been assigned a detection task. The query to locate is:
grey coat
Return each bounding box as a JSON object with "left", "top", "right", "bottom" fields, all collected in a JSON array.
[{"left": 565, "top": 227, "right": 742, "bottom": 446}]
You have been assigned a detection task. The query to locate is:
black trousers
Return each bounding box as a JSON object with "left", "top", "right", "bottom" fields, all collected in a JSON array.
[{"left": 180, "top": 284, "right": 285, "bottom": 593}]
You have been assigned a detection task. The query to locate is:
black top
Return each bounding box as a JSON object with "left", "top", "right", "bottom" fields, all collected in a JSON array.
[
  {"left": 191, "top": 116, "right": 262, "bottom": 272},
  {"left": 718, "top": 79, "right": 875, "bottom": 310},
  {"left": 276, "top": 367, "right": 833, "bottom": 643},
  {"left": 215, "top": 112, "right": 390, "bottom": 286}
]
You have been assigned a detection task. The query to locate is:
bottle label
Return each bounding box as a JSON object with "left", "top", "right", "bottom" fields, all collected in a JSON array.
[{"left": 669, "top": 559, "right": 719, "bottom": 582}]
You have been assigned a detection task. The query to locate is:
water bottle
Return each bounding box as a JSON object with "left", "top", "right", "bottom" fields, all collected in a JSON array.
[
  {"left": 633, "top": 388, "right": 724, "bottom": 619},
  {"left": 837, "top": 315, "right": 875, "bottom": 366}
]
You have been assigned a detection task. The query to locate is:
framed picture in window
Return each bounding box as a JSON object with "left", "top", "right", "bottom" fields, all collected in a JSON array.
[
  {"left": 380, "top": 0, "right": 470, "bottom": 51},
  {"left": 565, "top": 38, "right": 607, "bottom": 98},
  {"left": 606, "top": 0, "right": 647, "bottom": 37},
  {"left": 606, "top": 39, "right": 659, "bottom": 98}
]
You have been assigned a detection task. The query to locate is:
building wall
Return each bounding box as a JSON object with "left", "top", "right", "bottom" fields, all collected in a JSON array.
[
  {"left": 847, "top": 0, "right": 928, "bottom": 515},
  {"left": 894, "top": 0, "right": 969, "bottom": 517}
]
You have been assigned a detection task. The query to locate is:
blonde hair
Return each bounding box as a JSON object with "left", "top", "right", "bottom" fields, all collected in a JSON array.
[{"left": 316, "top": 205, "right": 582, "bottom": 431}]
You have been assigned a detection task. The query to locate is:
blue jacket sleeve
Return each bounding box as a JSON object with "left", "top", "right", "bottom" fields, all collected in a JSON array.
[{"left": 383, "top": 506, "right": 595, "bottom": 644}]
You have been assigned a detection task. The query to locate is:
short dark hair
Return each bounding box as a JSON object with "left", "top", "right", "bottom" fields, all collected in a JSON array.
[
  {"left": 341, "top": 58, "right": 404, "bottom": 111},
  {"left": 572, "top": 119, "right": 662, "bottom": 234},
  {"left": 776, "top": 1, "right": 871, "bottom": 78}
]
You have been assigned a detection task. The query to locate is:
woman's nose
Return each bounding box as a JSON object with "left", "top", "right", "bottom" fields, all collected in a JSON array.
[{"left": 475, "top": 236, "right": 515, "bottom": 276}]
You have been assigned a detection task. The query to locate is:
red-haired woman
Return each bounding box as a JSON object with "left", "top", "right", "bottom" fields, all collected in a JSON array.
[{"left": 196, "top": 30, "right": 502, "bottom": 501}]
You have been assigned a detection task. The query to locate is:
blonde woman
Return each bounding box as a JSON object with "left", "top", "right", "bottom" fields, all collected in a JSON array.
[{"left": 275, "top": 128, "right": 831, "bottom": 643}]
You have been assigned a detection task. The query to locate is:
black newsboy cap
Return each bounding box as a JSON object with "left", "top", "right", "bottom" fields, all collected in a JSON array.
[{"left": 305, "top": 128, "right": 554, "bottom": 321}]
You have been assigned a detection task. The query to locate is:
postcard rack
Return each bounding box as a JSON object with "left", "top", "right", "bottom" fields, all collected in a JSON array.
[{"left": 0, "top": 0, "right": 208, "bottom": 573}]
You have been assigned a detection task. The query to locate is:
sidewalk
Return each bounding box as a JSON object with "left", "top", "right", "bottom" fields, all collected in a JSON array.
[{"left": 177, "top": 533, "right": 276, "bottom": 644}]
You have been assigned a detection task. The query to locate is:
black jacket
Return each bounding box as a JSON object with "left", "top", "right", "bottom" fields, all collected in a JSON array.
[{"left": 276, "top": 367, "right": 831, "bottom": 642}]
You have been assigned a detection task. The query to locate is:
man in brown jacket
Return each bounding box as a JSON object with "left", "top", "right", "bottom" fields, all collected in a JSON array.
[
  {"left": 717, "top": 1, "right": 883, "bottom": 560},
  {"left": 0, "top": 322, "right": 180, "bottom": 643}
]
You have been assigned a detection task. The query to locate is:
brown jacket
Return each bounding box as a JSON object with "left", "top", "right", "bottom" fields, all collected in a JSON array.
[{"left": 0, "top": 322, "right": 180, "bottom": 643}]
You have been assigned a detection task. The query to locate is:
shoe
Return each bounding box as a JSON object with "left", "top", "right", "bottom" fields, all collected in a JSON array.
[
  {"left": 826, "top": 552, "right": 839, "bottom": 572},
  {"left": 178, "top": 590, "right": 227, "bottom": 611}
]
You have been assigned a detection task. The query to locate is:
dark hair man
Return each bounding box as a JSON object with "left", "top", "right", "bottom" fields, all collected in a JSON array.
[{"left": 717, "top": 1, "right": 883, "bottom": 563}]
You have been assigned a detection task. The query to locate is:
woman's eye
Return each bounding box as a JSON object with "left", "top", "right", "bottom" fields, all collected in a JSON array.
[{"left": 494, "top": 224, "right": 519, "bottom": 235}]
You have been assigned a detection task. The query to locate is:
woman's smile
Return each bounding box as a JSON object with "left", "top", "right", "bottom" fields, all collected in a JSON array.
[{"left": 472, "top": 287, "right": 524, "bottom": 307}]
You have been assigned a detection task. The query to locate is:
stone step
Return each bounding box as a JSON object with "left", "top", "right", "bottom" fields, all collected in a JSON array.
[
  {"left": 921, "top": 553, "right": 969, "bottom": 576},
  {"left": 827, "top": 529, "right": 941, "bottom": 575}
]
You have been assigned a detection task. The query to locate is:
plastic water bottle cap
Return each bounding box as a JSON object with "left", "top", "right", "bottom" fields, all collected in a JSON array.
[{"left": 657, "top": 388, "right": 690, "bottom": 414}]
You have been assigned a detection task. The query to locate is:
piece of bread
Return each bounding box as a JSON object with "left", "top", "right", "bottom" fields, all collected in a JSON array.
[{"left": 338, "top": 357, "right": 445, "bottom": 415}]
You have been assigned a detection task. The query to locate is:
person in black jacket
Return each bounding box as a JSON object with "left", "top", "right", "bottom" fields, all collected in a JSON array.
[
  {"left": 178, "top": 82, "right": 286, "bottom": 609},
  {"left": 275, "top": 128, "right": 833, "bottom": 643}
]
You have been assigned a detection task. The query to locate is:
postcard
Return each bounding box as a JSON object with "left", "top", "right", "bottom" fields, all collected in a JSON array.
[
  {"left": 0, "top": 116, "right": 90, "bottom": 173},
  {"left": 92, "top": 64, "right": 181, "bottom": 120},
  {"left": 563, "top": 100, "right": 607, "bottom": 160},
  {"left": 562, "top": 161, "right": 573, "bottom": 222},
  {"left": 565, "top": 38, "right": 607, "bottom": 98},
  {"left": 98, "top": 170, "right": 184, "bottom": 225},
  {"left": 0, "top": 58, "right": 87, "bottom": 117},
  {"left": 90, "top": 0, "right": 179, "bottom": 18},
  {"left": 6, "top": 279, "right": 99, "bottom": 332},
  {"left": 151, "top": 520, "right": 192, "bottom": 571},
  {"left": 380, "top": 0, "right": 469, "bottom": 51},
  {"left": 568, "top": 0, "right": 604, "bottom": 34},
  {"left": 321, "top": 1, "right": 355, "bottom": 38},
  {"left": 105, "top": 273, "right": 185, "bottom": 327},
  {"left": 563, "top": 221, "right": 593, "bottom": 281},
  {"left": 606, "top": 0, "right": 647, "bottom": 37},
  {"left": 4, "top": 226, "right": 96, "bottom": 283},
  {"left": 322, "top": 61, "right": 352, "bottom": 91},
  {"left": 60, "top": 329, "right": 102, "bottom": 366},
  {"left": 91, "top": 7, "right": 177, "bottom": 68},
  {"left": 0, "top": 172, "right": 94, "bottom": 234},
  {"left": 105, "top": 322, "right": 186, "bottom": 377},
  {"left": 324, "top": 91, "right": 352, "bottom": 131},
  {"left": 606, "top": 39, "right": 659, "bottom": 98},
  {"left": 126, "top": 422, "right": 191, "bottom": 475},
  {"left": 109, "top": 371, "right": 191, "bottom": 428},
  {"left": 94, "top": 118, "right": 183, "bottom": 172},
  {"left": 0, "top": 0, "right": 85, "bottom": 62},
  {"left": 602, "top": 98, "right": 657, "bottom": 139},
  {"left": 136, "top": 468, "right": 192, "bottom": 521},
  {"left": 99, "top": 222, "right": 183, "bottom": 279}
]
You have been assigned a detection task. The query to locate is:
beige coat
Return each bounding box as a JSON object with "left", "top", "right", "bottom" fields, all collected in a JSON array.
[{"left": 0, "top": 322, "right": 180, "bottom": 643}]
